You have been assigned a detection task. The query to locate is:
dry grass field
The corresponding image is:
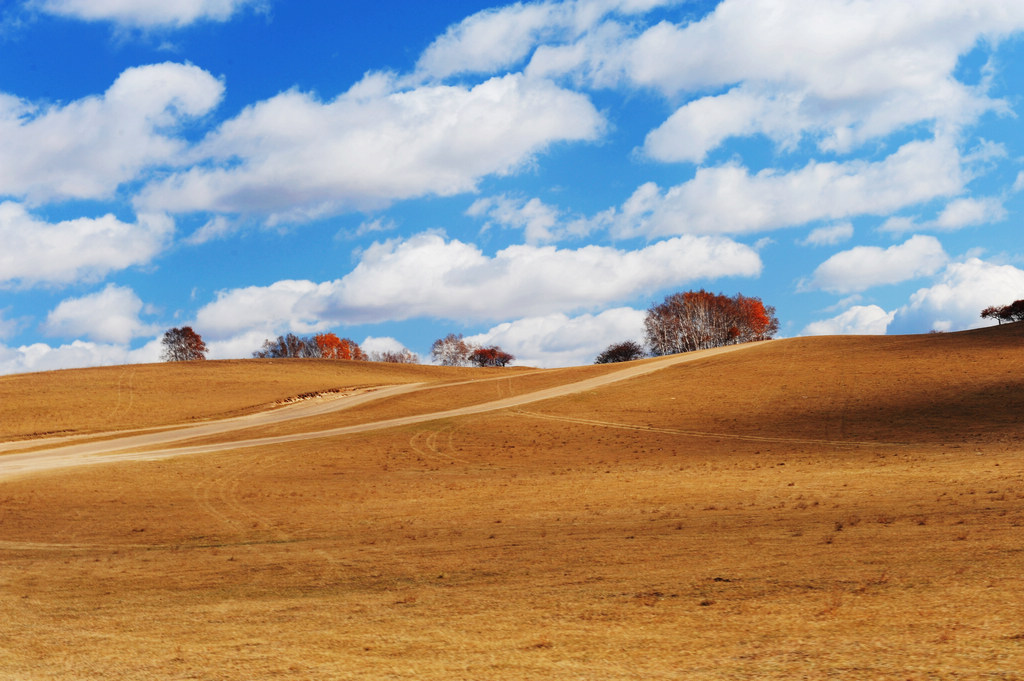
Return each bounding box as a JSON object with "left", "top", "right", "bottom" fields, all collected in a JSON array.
[{"left": 1, "top": 325, "right": 1023, "bottom": 680}]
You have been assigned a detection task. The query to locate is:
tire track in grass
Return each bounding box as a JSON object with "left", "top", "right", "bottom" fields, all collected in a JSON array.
[{"left": 0, "top": 342, "right": 769, "bottom": 480}]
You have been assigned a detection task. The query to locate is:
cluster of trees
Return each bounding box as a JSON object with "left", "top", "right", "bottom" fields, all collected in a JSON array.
[
  {"left": 430, "top": 333, "right": 514, "bottom": 367},
  {"left": 596, "top": 289, "right": 779, "bottom": 363},
  {"left": 644, "top": 290, "right": 778, "bottom": 356},
  {"left": 981, "top": 299, "right": 1024, "bottom": 324},
  {"left": 163, "top": 288, "right": 782, "bottom": 368},
  {"left": 252, "top": 333, "right": 367, "bottom": 360},
  {"left": 369, "top": 348, "right": 420, "bottom": 364}
]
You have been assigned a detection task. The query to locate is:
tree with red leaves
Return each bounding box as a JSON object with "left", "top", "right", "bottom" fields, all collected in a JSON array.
[
  {"left": 981, "top": 299, "right": 1024, "bottom": 324},
  {"left": 469, "top": 345, "right": 514, "bottom": 367},
  {"left": 644, "top": 290, "right": 779, "bottom": 355},
  {"left": 161, "top": 326, "right": 207, "bottom": 362}
]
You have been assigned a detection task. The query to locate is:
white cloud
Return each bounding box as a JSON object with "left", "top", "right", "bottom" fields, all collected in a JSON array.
[
  {"left": 194, "top": 232, "right": 762, "bottom": 341},
  {"left": 33, "top": 0, "right": 266, "bottom": 28},
  {"left": 360, "top": 336, "right": 414, "bottom": 357},
  {"left": 801, "top": 305, "right": 894, "bottom": 336},
  {"left": 607, "top": 137, "right": 964, "bottom": 238},
  {"left": 185, "top": 215, "right": 237, "bottom": 245},
  {"left": 1013, "top": 170, "right": 1024, "bottom": 193},
  {"left": 878, "top": 216, "right": 920, "bottom": 234},
  {"left": 43, "top": 284, "right": 157, "bottom": 344},
  {"left": 0, "top": 62, "right": 223, "bottom": 203},
  {"left": 465, "top": 307, "right": 646, "bottom": 368},
  {"left": 467, "top": 194, "right": 565, "bottom": 244},
  {"left": 136, "top": 73, "right": 605, "bottom": 224},
  {"left": 0, "top": 338, "right": 160, "bottom": 376},
  {"left": 0, "top": 202, "right": 173, "bottom": 287},
  {"left": 799, "top": 222, "right": 853, "bottom": 247},
  {"left": 933, "top": 196, "right": 1006, "bottom": 230},
  {"left": 414, "top": 0, "right": 677, "bottom": 81},
  {"left": 531, "top": 1, "right": 1022, "bottom": 158},
  {"left": 806, "top": 235, "right": 948, "bottom": 294},
  {"left": 890, "top": 257, "right": 1024, "bottom": 333},
  {"left": 879, "top": 196, "right": 1006, "bottom": 234}
]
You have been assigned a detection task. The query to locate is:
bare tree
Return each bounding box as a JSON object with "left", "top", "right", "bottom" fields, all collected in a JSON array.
[
  {"left": 253, "top": 333, "right": 320, "bottom": 358},
  {"left": 431, "top": 333, "right": 472, "bottom": 366},
  {"left": 161, "top": 327, "right": 208, "bottom": 362},
  {"left": 370, "top": 348, "right": 420, "bottom": 364}
]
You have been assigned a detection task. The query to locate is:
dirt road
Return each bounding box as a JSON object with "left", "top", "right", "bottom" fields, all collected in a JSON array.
[{"left": 0, "top": 343, "right": 764, "bottom": 480}]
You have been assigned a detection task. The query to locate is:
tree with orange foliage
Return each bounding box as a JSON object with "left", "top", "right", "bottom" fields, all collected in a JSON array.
[
  {"left": 315, "top": 333, "right": 367, "bottom": 361},
  {"left": 644, "top": 290, "right": 778, "bottom": 355}
]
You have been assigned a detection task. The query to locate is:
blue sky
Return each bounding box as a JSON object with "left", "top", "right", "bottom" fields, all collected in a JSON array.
[{"left": 2, "top": 0, "right": 1024, "bottom": 373}]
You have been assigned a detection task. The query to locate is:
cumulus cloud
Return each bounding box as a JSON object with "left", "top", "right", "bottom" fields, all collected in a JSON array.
[
  {"left": 465, "top": 307, "right": 647, "bottom": 368},
  {"left": 194, "top": 232, "right": 761, "bottom": 342},
  {"left": 806, "top": 235, "right": 948, "bottom": 294},
  {"left": 603, "top": 137, "right": 964, "bottom": 238},
  {"left": 932, "top": 196, "right": 1007, "bottom": 230},
  {"left": 801, "top": 305, "right": 894, "bottom": 336},
  {"left": 524, "top": 0, "right": 1022, "bottom": 159},
  {"left": 467, "top": 194, "right": 565, "bottom": 244},
  {"left": 43, "top": 284, "right": 158, "bottom": 344},
  {"left": 0, "top": 338, "right": 161, "bottom": 376},
  {"left": 0, "top": 202, "right": 173, "bottom": 287},
  {"left": 136, "top": 73, "right": 605, "bottom": 224},
  {"left": 799, "top": 222, "right": 853, "bottom": 247},
  {"left": 414, "top": 0, "right": 676, "bottom": 81},
  {"left": 33, "top": 0, "right": 266, "bottom": 28},
  {"left": 0, "top": 62, "right": 223, "bottom": 203},
  {"left": 890, "top": 257, "right": 1024, "bottom": 333}
]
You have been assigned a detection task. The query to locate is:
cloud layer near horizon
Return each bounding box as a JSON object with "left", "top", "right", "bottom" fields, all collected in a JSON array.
[{"left": 2, "top": 0, "right": 1024, "bottom": 374}]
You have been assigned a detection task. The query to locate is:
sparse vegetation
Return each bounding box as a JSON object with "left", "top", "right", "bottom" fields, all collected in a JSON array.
[
  {"left": 2, "top": 323, "right": 1023, "bottom": 679},
  {"left": 370, "top": 347, "right": 420, "bottom": 364}
]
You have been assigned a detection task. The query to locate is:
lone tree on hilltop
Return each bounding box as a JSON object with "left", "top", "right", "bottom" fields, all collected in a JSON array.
[
  {"left": 161, "top": 327, "right": 207, "bottom": 362},
  {"left": 644, "top": 290, "right": 779, "bottom": 355},
  {"left": 470, "top": 345, "right": 514, "bottom": 367},
  {"left": 431, "top": 333, "right": 472, "bottom": 366},
  {"left": 981, "top": 299, "right": 1024, "bottom": 324},
  {"left": 595, "top": 340, "right": 646, "bottom": 364}
]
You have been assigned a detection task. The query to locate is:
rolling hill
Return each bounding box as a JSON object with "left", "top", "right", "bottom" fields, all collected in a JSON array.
[{"left": 1, "top": 325, "right": 1022, "bottom": 680}]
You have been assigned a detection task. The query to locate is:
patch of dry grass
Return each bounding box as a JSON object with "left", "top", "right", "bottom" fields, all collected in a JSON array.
[
  {"left": 1, "top": 326, "right": 1023, "bottom": 679},
  {"left": 0, "top": 359, "right": 495, "bottom": 441}
]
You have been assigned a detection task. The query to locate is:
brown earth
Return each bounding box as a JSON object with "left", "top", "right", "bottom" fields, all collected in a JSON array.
[{"left": 1, "top": 326, "right": 1023, "bottom": 680}]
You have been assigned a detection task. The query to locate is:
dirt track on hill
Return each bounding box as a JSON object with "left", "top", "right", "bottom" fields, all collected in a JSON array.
[{"left": 0, "top": 342, "right": 764, "bottom": 480}]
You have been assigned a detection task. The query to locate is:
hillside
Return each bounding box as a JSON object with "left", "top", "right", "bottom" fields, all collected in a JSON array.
[{"left": 1, "top": 326, "right": 1023, "bottom": 680}]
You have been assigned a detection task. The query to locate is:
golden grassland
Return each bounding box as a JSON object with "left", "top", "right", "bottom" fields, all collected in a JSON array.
[
  {"left": 0, "top": 359, "right": 499, "bottom": 442},
  {"left": 1, "top": 325, "right": 1023, "bottom": 679}
]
